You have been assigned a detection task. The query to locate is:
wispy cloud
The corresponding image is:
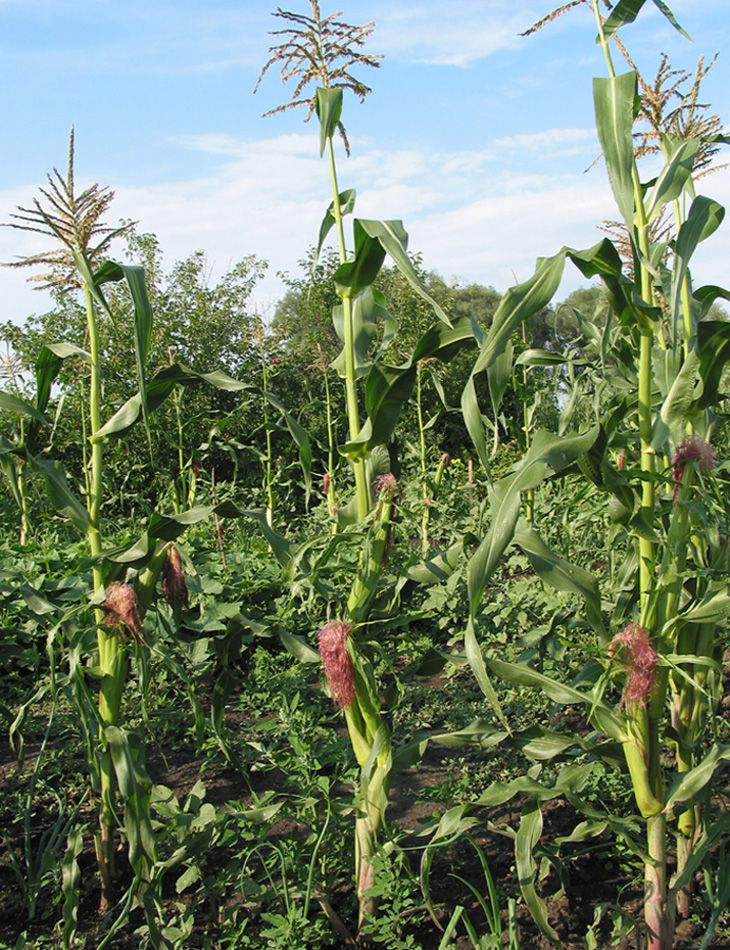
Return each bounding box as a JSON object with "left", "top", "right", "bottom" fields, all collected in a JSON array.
[
  {"left": 4, "top": 129, "right": 728, "bottom": 324},
  {"left": 370, "top": 0, "right": 548, "bottom": 66}
]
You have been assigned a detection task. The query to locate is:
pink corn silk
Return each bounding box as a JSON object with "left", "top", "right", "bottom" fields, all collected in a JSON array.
[
  {"left": 609, "top": 623, "right": 658, "bottom": 709},
  {"left": 672, "top": 436, "right": 714, "bottom": 503},
  {"left": 374, "top": 473, "right": 398, "bottom": 517},
  {"left": 317, "top": 621, "right": 355, "bottom": 709}
]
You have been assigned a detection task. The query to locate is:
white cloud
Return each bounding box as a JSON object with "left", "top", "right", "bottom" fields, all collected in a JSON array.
[{"left": 2, "top": 134, "right": 729, "bottom": 329}]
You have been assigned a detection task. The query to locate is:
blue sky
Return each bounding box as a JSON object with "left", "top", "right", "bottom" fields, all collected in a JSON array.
[{"left": 1, "top": 0, "right": 729, "bottom": 324}]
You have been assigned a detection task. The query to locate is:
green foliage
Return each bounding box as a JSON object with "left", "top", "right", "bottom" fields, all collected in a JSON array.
[{"left": 3, "top": 2, "right": 730, "bottom": 949}]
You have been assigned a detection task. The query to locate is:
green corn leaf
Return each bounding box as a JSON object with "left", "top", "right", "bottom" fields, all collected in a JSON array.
[
  {"left": 143, "top": 503, "right": 295, "bottom": 568},
  {"left": 360, "top": 361, "right": 418, "bottom": 446},
  {"left": 514, "top": 523, "right": 605, "bottom": 636},
  {"left": 671, "top": 196, "right": 726, "bottom": 338},
  {"left": 554, "top": 819, "right": 609, "bottom": 848},
  {"left": 0, "top": 390, "right": 49, "bottom": 425},
  {"left": 432, "top": 719, "right": 509, "bottom": 751},
  {"left": 665, "top": 743, "right": 730, "bottom": 810},
  {"left": 697, "top": 318, "right": 730, "bottom": 408},
  {"left": 123, "top": 264, "right": 154, "bottom": 439},
  {"left": 30, "top": 344, "right": 89, "bottom": 447},
  {"left": 340, "top": 315, "right": 476, "bottom": 458},
  {"left": 91, "top": 365, "right": 309, "bottom": 486},
  {"left": 315, "top": 86, "right": 343, "bottom": 156},
  {"left": 0, "top": 447, "right": 23, "bottom": 510},
  {"left": 428, "top": 803, "right": 479, "bottom": 845},
  {"left": 566, "top": 239, "right": 659, "bottom": 329},
  {"left": 436, "top": 906, "right": 466, "bottom": 949},
  {"left": 92, "top": 362, "right": 255, "bottom": 440},
  {"left": 418, "top": 805, "right": 480, "bottom": 927},
  {"left": 86, "top": 261, "right": 152, "bottom": 449},
  {"left": 601, "top": 0, "right": 691, "bottom": 41},
  {"left": 314, "top": 188, "right": 356, "bottom": 267},
  {"left": 392, "top": 730, "right": 432, "bottom": 769},
  {"left": 651, "top": 348, "right": 701, "bottom": 450},
  {"left": 644, "top": 138, "right": 699, "bottom": 222},
  {"left": 515, "top": 800, "right": 560, "bottom": 944},
  {"left": 511, "top": 726, "right": 589, "bottom": 761},
  {"left": 72, "top": 249, "right": 115, "bottom": 324},
  {"left": 105, "top": 725, "right": 156, "bottom": 872},
  {"left": 228, "top": 799, "right": 285, "bottom": 823},
  {"left": 486, "top": 657, "right": 623, "bottom": 740},
  {"left": 489, "top": 656, "right": 590, "bottom": 705},
  {"left": 61, "top": 827, "right": 84, "bottom": 950},
  {"left": 29, "top": 456, "right": 90, "bottom": 533},
  {"left": 467, "top": 478, "right": 523, "bottom": 615},
  {"left": 467, "top": 427, "right": 598, "bottom": 616},
  {"left": 264, "top": 391, "right": 312, "bottom": 503},
  {"left": 465, "top": 617, "right": 509, "bottom": 731},
  {"left": 593, "top": 72, "right": 637, "bottom": 230},
  {"left": 18, "top": 582, "right": 57, "bottom": 616},
  {"left": 676, "top": 585, "right": 730, "bottom": 625},
  {"left": 514, "top": 348, "right": 572, "bottom": 367},
  {"left": 474, "top": 252, "right": 566, "bottom": 374},
  {"left": 333, "top": 219, "right": 386, "bottom": 299},
  {"left": 407, "top": 540, "right": 463, "bottom": 584},
  {"left": 357, "top": 219, "right": 451, "bottom": 326},
  {"left": 332, "top": 286, "right": 393, "bottom": 375},
  {"left": 487, "top": 341, "right": 513, "bottom": 454},
  {"left": 35, "top": 347, "right": 66, "bottom": 411},
  {"left": 461, "top": 374, "right": 490, "bottom": 473},
  {"left": 279, "top": 630, "right": 320, "bottom": 665}
]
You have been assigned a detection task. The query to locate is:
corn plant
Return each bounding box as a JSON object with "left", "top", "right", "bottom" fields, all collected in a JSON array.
[
  {"left": 1, "top": 130, "right": 163, "bottom": 912},
  {"left": 253, "top": 2, "right": 480, "bottom": 935},
  {"left": 453, "top": 3, "right": 730, "bottom": 949}
]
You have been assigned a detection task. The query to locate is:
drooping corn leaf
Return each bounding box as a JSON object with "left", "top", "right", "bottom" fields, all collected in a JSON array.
[
  {"left": 29, "top": 456, "right": 90, "bottom": 534},
  {"left": 514, "top": 523, "right": 606, "bottom": 637},
  {"left": 600, "top": 0, "right": 690, "bottom": 42},
  {"left": 358, "top": 219, "right": 451, "bottom": 326},
  {"left": 0, "top": 390, "right": 49, "bottom": 425}
]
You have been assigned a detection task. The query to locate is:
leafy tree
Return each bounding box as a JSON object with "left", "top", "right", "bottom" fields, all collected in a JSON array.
[{"left": 1, "top": 227, "right": 269, "bottom": 514}]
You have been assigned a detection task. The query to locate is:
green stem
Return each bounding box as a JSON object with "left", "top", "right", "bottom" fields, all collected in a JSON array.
[
  {"left": 347, "top": 491, "right": 395, "bottom": 622},
  {"left": 638, "top": 329, "right": 655, "bottom": 612},
  {"left": 173, "top": 388, "right": 185, "bottom": 515},
  {"left": 326, "top": 134, "right": 369, "bottom": 520},
  {"left": 320, "top": 345, "right": 338, "bottom": 533},
  {"left": 594, "top": 2, "right": 655, "bottom": 615},
  {"left": 262, "top": 357, "right": 274, "bottom": 528},
  {"left": 645, "top": 813, "right": 673, "bottom": 950},
  {"left": 417, "top": 365, "right": 430, "bottom": 557},
  {"left": 521, "top": 323, "right": 534, "bottom": 523},
  {"left": 83, "top": 276, "right": 124, "bottom": 914}
]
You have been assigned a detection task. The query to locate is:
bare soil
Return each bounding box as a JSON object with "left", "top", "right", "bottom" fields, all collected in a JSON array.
[{"left": 2, "top": 681, "right": 730, "bottom": 949}]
